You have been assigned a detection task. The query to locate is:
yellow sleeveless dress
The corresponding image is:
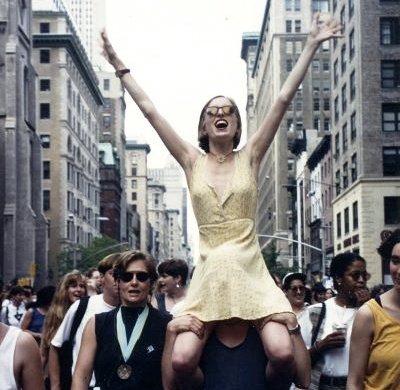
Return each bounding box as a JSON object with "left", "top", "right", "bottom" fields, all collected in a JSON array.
[{"left": 180, "top": 149, "right": 292, "bottom": 321}]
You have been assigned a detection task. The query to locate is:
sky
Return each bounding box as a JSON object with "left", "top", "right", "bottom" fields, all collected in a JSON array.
[
  {"left": 104, "top": 0, "right": 266, "bottom": 257},
  {"left": 105, "top": 0, "right": 266, "bottom": 168}
]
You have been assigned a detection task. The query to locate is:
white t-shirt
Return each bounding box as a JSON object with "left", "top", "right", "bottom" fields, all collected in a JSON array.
[
  {"left": 304, "top": 297, "right": 357, "bottom": 377},
  {"left": 52, "top": 294, "right": 115, "bottom": 387}
]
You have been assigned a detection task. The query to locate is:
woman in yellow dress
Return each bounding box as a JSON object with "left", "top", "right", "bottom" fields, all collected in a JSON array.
[{"left": 101, "top": 13, "right": 341, "bottom": 389}]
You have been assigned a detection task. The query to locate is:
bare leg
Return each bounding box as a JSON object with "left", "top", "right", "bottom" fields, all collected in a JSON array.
[
  {"left": 258, "top": 321, "right": 295, "bottom": 390},
  {"left": 169, "top": 322, "right": 215, "bottom": 390}
]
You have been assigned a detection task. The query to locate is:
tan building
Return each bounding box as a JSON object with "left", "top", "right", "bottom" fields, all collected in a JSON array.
[
  {"left": 125, "top": 141, "right": 150, "bottom": 252},
  {"left": 0, "top": 0, "right": 48, "bottom": 287},
  {"left": 32, "top": 4, "right": 103, "bottom": 279},
  {"left": 241, "top": 0, "right": 331, "bottom": 267},
  {"left": 331, "top": 0, "right": 400, "bottom": 285},
  {"left": 147, "top": 180, "right": 168, "bottom": 261},
  {"left": 166, "top": 209, "right": 184, "bottom": 259}
]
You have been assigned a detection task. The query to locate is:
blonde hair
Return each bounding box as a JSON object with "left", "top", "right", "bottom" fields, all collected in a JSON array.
[{"left": 41, "top": 270, "right": 86, "bottom": 352}]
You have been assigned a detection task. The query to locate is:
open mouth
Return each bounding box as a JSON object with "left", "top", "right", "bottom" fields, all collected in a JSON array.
[{"left": 215, "top": 119, "right": 228, "bottom": 129}]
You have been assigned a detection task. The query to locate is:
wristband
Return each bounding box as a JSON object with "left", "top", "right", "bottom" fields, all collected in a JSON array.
[
  {"left": 115, "top": 68, "right": 130, "bottom": 78},
  {"left": 287, "top": 323, "right": 301, "bottom": 335}
]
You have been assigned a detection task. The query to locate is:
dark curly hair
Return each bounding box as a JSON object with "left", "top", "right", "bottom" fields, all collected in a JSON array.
[
  {"left": 197, "top": 95, "right": 242, "bottom": 153},
  {"left": 330, "top": 252, "right": 366, "bottom": 290},
  {"left": 377, "top": 229, "right": 400, "bottom": 259}
]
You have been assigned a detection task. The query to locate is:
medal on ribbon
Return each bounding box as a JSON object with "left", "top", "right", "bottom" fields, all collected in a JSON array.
[{"left": 116, "top": 305, "right": 149, "bottom": 380}]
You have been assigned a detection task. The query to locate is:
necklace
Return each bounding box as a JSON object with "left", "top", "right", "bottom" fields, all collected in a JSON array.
[{"left": 208, "top": 150, "right": 233, "bottom": 164}]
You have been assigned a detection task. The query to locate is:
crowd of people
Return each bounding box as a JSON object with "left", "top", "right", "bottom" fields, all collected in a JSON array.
[{"left": 1, "top": 11, "right": 399, "bottom": 390}]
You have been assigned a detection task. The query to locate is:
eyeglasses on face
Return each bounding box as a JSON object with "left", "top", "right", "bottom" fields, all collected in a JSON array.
[
  {"left": 348, "top": 271, "right": 371, "bottom": 281},
  {"left": 289, "top": 285, "right": 306, "bottom": 293},
  {"left": 206, "top": 105, "right": 235, "bottom": 116},
  {"left": 119, "top": 271, "right": 150, "bottom": 283}
]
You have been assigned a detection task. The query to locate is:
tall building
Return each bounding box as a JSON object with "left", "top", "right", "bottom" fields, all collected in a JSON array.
[
  {"left": 149, "top": 156, "right": 188, "bottom": 247},
  {"left": 125, "top": 141, "right": 150, "bottom": 252},
  {"left": 32, "top": 2, "right": 103, "bottom": 279},
  {"left": 0, "top": 0, "right": 47, "bottom": 287},
  {"left": 241, "top": 0, "right": 331, "bottom": 267},
  {"left": 331, "top": 0, "right": 400, "bottom": 285}
]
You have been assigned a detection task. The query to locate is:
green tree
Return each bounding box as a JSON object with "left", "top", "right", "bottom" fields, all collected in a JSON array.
[{"left": 262, "top": 239, "right": 298, "bottom": 280}]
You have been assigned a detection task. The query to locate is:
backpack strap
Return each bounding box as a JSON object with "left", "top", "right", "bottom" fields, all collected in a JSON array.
[
  {"left": 68, "top": 296, "right": 90, "bottom": 342},
  {"left": 311, "top": 302, "right": 326, "bottom": 346}
]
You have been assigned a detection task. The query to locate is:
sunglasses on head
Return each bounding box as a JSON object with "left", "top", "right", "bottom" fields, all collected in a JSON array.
[
  {"left": 348, "top": 271, "right": 371, "bottom": 281},
  {"left": 119, "top": 271, "right": 150, "bottom": 283},
  {"left": 206, "top": 105, "right": 235, "bottom": 116}
]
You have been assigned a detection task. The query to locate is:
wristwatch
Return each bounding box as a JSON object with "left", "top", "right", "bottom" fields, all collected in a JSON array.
[
  {"left": 115, "top": 68, "right": 130, "bottom": 78},
  {"left": 288, "top": 323, "right": 301, "bottom": 335}
]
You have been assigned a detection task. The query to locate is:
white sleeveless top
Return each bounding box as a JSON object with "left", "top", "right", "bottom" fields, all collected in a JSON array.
[{"left": 0, "top": 326, "right": 20, "bottom": 390}]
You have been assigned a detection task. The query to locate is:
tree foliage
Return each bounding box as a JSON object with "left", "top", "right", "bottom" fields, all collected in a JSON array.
[
  {"left": 58, "top": 236, "right": 130, "bottom": 276},
  {"left": 262, "top": 239, "right": 298, "bottom": 280}
]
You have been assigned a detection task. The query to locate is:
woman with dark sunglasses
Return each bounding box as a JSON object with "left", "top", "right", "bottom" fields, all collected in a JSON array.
[
  {"left": 71, "top": 251, "right": 203, "bottom": 390},
  {"left": 348, "top": 229, "right": 400, "bottom": 390},
  {"left": 101, "top": 13, "right": 342, "bottom": 390},
  {"left": 305, "top": 252, "right": 370, "bottom": 390}
]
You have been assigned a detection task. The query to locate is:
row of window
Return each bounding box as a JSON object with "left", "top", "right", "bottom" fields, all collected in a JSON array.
[
  {"left": 336, "top": 200, "right": 358, "bottom": 238},
  {"left": 335, "top": 153, "right": 357, "bottom": 195},
  {"left": 334, "top": 111, "right": 357, "bottom": 157},
  {"left": 333, "top": 70, "right": 356, "bottom": 122}
]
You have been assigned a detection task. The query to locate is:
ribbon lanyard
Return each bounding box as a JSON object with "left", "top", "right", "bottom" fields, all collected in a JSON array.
[{"left": 116, "top": 305, "right": 149, "bottom": 362}]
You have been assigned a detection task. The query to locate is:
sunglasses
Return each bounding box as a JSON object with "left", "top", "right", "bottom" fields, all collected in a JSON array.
[
  {"left": 289, "top": 286, "right": 306, "bottom": 293},
  {"left": 206, "top": 105, "right": 235, "bottom": 116},
  {"left": 348, "top": 271, "right": 371, "bottom": 281},
  {"left": 119, "top": 271, "right": 150, "bottom": 283}
]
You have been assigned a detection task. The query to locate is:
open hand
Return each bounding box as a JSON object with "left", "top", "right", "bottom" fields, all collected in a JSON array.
[
  {"left": 309, "top": 13, "right": 343, "bottom": 44},
  {"left": 100, "top": 29, "right": 123, "bottom": 69}
]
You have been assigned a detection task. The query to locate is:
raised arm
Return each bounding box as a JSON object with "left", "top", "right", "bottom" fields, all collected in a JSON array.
[
  {"left": 347, "top": 305, "right": 374, "bottom": 390},
  {"left": 245, "top": 14, "right": 342, "bottom": 174},
  {"left": 100, "top": 31, "right": 199, "bottom": 171}
]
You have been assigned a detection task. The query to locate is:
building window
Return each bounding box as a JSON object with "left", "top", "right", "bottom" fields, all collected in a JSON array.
[
  {"left": 323, "top": 59, "right": 330, "bottom": 72},
  {"left": 350, "top": 70, "right": 356, "bottom": 101},
  {"left": 131, "top": 165, "right": 137, "bottom": 176},
  {"left": 341, "top": 45, "right": 347, "bottom": 73},
  {"left": 103, "top": 115, "right": 111, "bottom": 128},
  {"left": 295, "top": 20, "right": 301, "bottom": 33},
  {"left": 383, "top": 147, "right": 400, "bottom": 176},
  {"left": 312, "top": 60, "right": 320, "bottom": 72},
  {"left": 287, "top": 118, "right": 293, "bottom": 131},
  {"left": 40, "top": 79, "right": 51, "bottom": 91},
  {"left": 103, "top": 79, "right": 110, "bottom": 91},
  {"left": 344, "top": 207, "right": 350, "bottom": 234},
  {"left": 351, "top": 153, "right": 357, "bottom": 182},
  {"left": 349, "top": 0, "right": 354, "bottom": 19},
  {"left": 314, "top": 117, "right": 320, "bottom": 130},
  {"left": 381, "top": 60, "right": 400, "bottom": 88},
  {"left": 131, "top": 192, "right": 137, "bottom": 201},
  {"left": 334, "top": 96, "right": 339, "bottom": 122},
  {"left": 43, "top": 161, "right": 50, "bottom": 179},
  {"left": 40, "top": 135, "right": 50, "bottom": 148},
  {"left": 352, "top": 201, "right": 358, "bottom": 230},
  {"left": 43, "top": 190, "right": 50, "bottom": 211},
  {"left": 335, "top": 170, "right": 341, "bottom": 195},
  {"left": 340, "top": 6, "right": 346, "bottom": 33},
  {"left": 286, "top": 20, "right": 292, "bottom": 33},
  {"left": 323, "top": 98, "right": 330, "bottom": 111},
  {"left": 349, "top": 29, "right": 355, "bottom": 60},
  {"left": 337, "top": 212, "right": 342, "bottom": 238},
  {"left": 384, "top": 196, "right": 400, "bottom": 224},
  {"left": 40, "top": 22, "right": 50, "bottom": 33},
  {"left": 342, "top": 83, "right": 347, "bottom": 113},
  {"left": 286, "top": 41, "right": 293, "bottom": 54},
  {"left": 342, "top": 123, "right": 348, "bottom": 151},
  {"left": 286, "top": 59, "right": 293, "bottom": 72},
  {"left": 285, "top": 0, "right": 292, "bottom": 11},
  {"left": 40, "top": 103, "right": 50, "bottom": 119},
  {"left": 381, "top": 17, "right": 400, "bottom": 45},
  {"left": 131, "top": 179, "right": 137, "bottom": 189},
  {"left": 382, "top": 103, "right": 400, "bottom": 131},
  {"left": 324, "top": 117, "right": 330, "bottom": 131},
  {"left": 343, "top": 162, "right": 349, "bottom": 189},
  {"left": 333, "top": 59, "right": 339, "bottom": 87},
  {"left": 335, "top": 133, "right": 340, "bottom": 158},
  {"left": 40, "top": 49, "right": 50, "bottom": 63},
  {"left": 350, "top": 111, "right": 357, "bottom": 141},
  {"left": 294, "top": 0, "right": 301, "bottom": 11},
  {"left": 313, "top": 98, "right": 320, "bottom": 111}
]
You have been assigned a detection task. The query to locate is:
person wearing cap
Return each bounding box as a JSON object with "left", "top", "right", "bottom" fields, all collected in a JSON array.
[{"left": 282, "top": 273, "right": 313, "bottom": 349}]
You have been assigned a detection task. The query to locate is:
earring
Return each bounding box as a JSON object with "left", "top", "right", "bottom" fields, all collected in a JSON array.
[
  {"left": 176, "top": 283, "right": 180, "bottom": 288},
  {"left": 338, "top": 282, "right": 342, "bottom": 286}
]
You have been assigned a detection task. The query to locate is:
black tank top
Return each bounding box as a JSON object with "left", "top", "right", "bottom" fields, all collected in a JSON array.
[{"left": 200, "top": 325, "right": 267, "bottom": 390}]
